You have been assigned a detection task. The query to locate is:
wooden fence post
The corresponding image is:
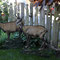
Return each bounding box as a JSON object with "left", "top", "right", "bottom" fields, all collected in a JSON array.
[
  {"left": 17, "top": 3, "right": 20, "bottom": 18},
  {"left": 52, "top": 5, "right": 59, "bottom": 48},
  {"left": 30, "top": 2, "right": 33, "bottom": 25},
  {"left": 38, "top": 7, "right": 41, "bottom": 25},
  {"left": 14, "top": 2, "right": 17, "bottom": 17},
  {"left": 25, "top": 4, "right": 29, "bottom": 25},
  {"left": 20, "top": 3, "right": 24, "bottom": 24},
  {"left": 8, "top": 3, "right": 14, "bottom": 22},
  {"left": 35, "top": 7, "right": 38, "bottom": 25},
  {"left": 52, "top": 21, "right": 59, "bottom": 48},
  {"left": 40, "top": 7, "right": 45, "bottom": 26},
  {"left": 20, "top": 3, "right": 24, "bottom": 18},
  {"left": 47, "top": 13, "right": 52, "bottom": 42},
  {"left": 45, "top": 6, "right": 50, "bottom": 40}
]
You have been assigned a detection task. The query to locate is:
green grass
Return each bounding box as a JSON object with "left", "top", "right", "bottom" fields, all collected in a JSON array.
[
  {"left": 0, "top": 49, "right": 60, "bottom": 60},
  {"left": 0, "top": 31, "right": 19, "bottom": 43}
]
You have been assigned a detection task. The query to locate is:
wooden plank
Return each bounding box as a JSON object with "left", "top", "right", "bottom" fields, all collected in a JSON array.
[
  {"left": 52, "top": 4, "right": 59, "bottom": 48},
  {"left": 25, "top": 4, "right": 29, "bottom": 25},
  {"left": 40, "top": 7, "right": 45, "bottom": 26},
  {"left": 30, "top": 2, "right": 33, "bottom": 25},
  {"left": 20, "top": 3, "right": 24, "bottom": 25},
  {"left": 20, "top": 3, "right": 24, "bottom": 18},
  {"left": 14, "top": 2, "right": 17, "bottom": 17},
  {"left": 45, "top": 6, "right": 50, "bottom": 40},
  {"left": 35, "top": 7, "right": 38, "bottom": 25},
  {"left": 47, "top": 13, "right": 52, "bottom": 42},
  {"left": 8, "top": 3, "right": 14, "bottom": 22}
]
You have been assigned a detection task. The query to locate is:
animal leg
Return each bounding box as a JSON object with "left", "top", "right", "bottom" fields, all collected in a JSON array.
[
  {"left": 19, "top": 31, "right": 21, "bottom": 37},
  {"left": 25, "top": 35, "right": 30, "bottom": 48},
  {"left": 7, "top": 32, "right": 10, "bottom": 40}
]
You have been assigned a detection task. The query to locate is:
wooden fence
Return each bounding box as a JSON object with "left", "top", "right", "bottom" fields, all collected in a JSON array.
[{"left": 8, "top": 2, "right": 60, "bottom": 48}]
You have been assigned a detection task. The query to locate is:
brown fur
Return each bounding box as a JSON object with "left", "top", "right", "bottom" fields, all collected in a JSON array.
[
  {"left": 21, "top": 25, "right": 47, "bottom": 48},
  {"left": 0, "top": 21, "right": 20, "bottom": 39},
  {"left": 22, "top": 25, "right": 47, "bottom": 39}
]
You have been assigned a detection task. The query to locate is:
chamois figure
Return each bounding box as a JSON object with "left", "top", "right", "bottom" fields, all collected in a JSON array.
[
  {"left": 18, "top": 18, "right": 48, "bottom": 48},
  {"left": 0, "top": 18, "right": 22, "bottom": 40}
]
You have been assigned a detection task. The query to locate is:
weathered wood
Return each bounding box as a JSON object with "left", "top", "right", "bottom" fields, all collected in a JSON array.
[
  {"left": 20, "top": 3, "right": 24, "bottom": 25},
  {"left": 20, "top": 3, "right": 24, "bottom": 18},
  {"left": 14, "top": 2, "right": 17, "bottom": 17},
  {"left": 8, "top": 3, "right": 14, "bottom": 22},
  {"left": 47, "top": 13, "right": 52, "bottom": 42},
  {"left": 35, "top": 7, "right": 38, "bottom": 25},
  {"left": 52, "top": 4, "right": 59, "bottom": 48},
  {"left": 30, "top": 2, "right": 33, "bottom": 25},
  {"left": 40, "top": 7, "right": 45, "bottom": 26},
  {"left": 45, "top": 6, "right": 50, "bottom": 40},
  {"left": 25, "top": 4, "right": 29, "bottom": 25}
]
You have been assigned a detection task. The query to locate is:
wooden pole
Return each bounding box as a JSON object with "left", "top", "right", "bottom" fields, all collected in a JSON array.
[
  {"left": 20, "top": 3, "right": 24, "bottom": 24},
  {"left": 52, "top": 4, "right": 59, "bottom": 48},
  {"left": 20, "top": 3, "right": 24, "bottom": 18},
  {"left": 25, "top": 4, "right": 29, "bottom": 25},
  {"left": 17, "top": 3, "right": 20, "bottom": 18},
  {"left": 8, "top": 3, "right": 14, "bottom": 22},
  {"left": 14, "top": 2, "right": 17, "bottom": 17},
  {"left": 45, "top": 6, "right": 50, "bottom": 40},
  {"left": 47, "top": 13, "right": 52, "bottom": 42},
  {"left": 35, "top": 7, "right": 38, "bottom": 25},
  {"left": 30, "top": 2, "right": 33, "bottom": 25},
  {"left": 40, "top": 7, "right": 45, "bottom": 26}
]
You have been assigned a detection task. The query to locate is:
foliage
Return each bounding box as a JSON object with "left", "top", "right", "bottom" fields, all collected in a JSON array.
[
  {"left": 0, "top": 1, "right": 9, "bottom": 36},
  {"left": 3, "top": 3, "right": 9, "bottom": 22},
  {"left": 0, "top": 9, "right": 2, "bottom": 35},
  {"left": 0, "top": 31, "right": 19, "bottom": 42},
  {"left": 21, "top": 33, "right": 26, "bottom": 41},
  {"left": 0, "top": 0, "right": 1, "bottom": 2}
]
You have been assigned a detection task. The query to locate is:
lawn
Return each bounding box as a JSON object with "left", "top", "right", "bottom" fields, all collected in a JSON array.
[{"left": 0, "top": 49, "right": 60, "bottom": 60}]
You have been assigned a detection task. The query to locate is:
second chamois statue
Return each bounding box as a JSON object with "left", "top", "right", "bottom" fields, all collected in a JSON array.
[{"left": 18, "top": 18, "right": 48, "bottom": 48}]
